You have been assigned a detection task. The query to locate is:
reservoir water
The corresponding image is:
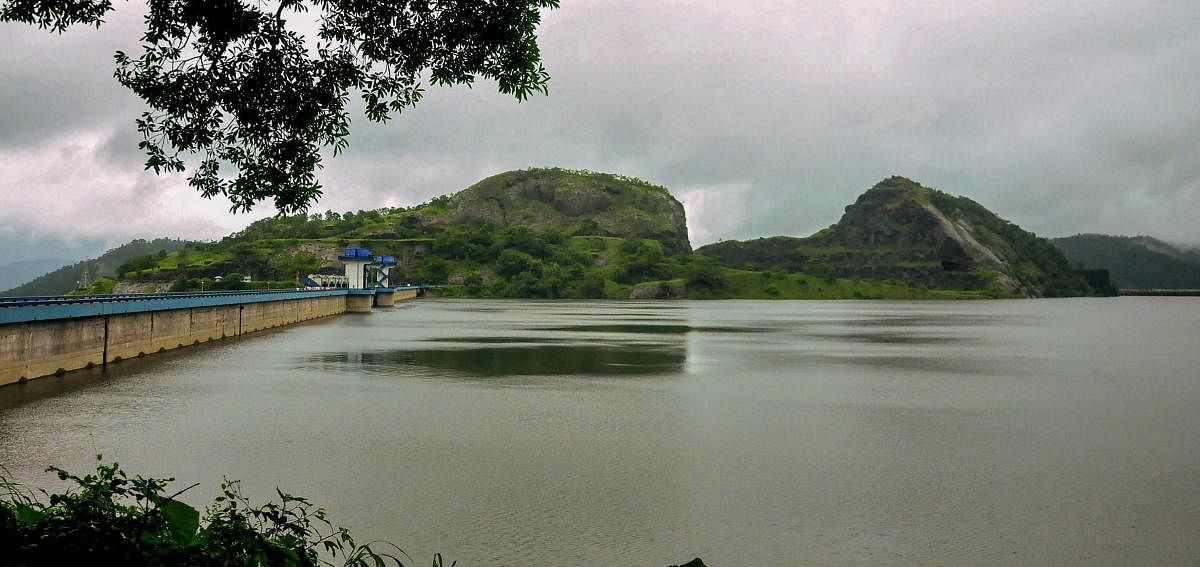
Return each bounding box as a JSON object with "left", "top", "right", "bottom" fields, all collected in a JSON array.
[{"left": 2, "top": 298, "right": 1199, "bottom": 565}]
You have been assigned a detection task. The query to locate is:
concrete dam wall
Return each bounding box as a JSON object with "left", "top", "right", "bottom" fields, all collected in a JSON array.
[{"left": 0, "top": 288, "right": 418, "bottom": 387}]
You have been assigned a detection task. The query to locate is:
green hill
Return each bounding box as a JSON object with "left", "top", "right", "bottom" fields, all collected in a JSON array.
[
  {"left": 0, "top": 239, "right": 189, "bottom": 297},
  {"left": 62, "top": 172, "right": 1108, "bottom": 300},
  {"left": 699, "top": 177, "right": 1102, "bottom": 297},
  {"left": 1051, "top": 234, "right": 1200, "bottom": 289},
  {"left": 434, "top": 169, "right": 691, "bottom": 254},
  {"left": 92, "top": 168, "right": 697, "bottom": 298}
]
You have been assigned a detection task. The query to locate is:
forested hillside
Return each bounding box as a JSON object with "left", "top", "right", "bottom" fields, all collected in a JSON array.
[
  {"left": 0, "top": 239, "right": 189, "bottom": 297},
  {"left": 0, "top": 258, "right": 70, "bottom": 293},
  {"left": 1052, "top": 234, "right": 1200, "bottom": 289}
]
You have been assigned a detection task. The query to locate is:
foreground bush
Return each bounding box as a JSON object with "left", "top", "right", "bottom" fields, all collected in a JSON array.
[
  {"left": 0, "top": 457, "right": 419, "bottom": 566},
  {"left": 1, "top": 457, "right": 706, "bottom": 566}
]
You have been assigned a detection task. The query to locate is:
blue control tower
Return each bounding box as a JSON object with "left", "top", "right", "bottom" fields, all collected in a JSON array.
[{"left": 338, "top": 247, "right": 375, "bottom": 289}]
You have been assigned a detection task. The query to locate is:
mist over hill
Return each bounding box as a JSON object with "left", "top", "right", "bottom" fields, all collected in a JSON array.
[
  {"left": 1052, "top": 234, "right": 1200, "bottom": 289},
  {"left": 0, "top": 258, "right": 70, "bottom": 293},
  {"left": 0, "top": 239, "right": 189, "bottom": 297}
]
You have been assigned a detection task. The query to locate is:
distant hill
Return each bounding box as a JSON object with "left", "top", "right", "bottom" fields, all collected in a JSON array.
[
  {"left": 0, "top": 258, "right": 70, "bottom": 293},
  {"left": 699, "top": 176, "right": 1100, "bottom": 297},
  {"left": 1051, "top": 234, "right": 1200, "bottom": 289},
  {"left": 0, "top": 239, "right": 189, "bottom": 297}
]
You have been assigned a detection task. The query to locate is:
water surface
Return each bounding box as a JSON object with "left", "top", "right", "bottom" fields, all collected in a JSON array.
[{"left": 2, "top": 299, "right": 1199, "bottom": 565}]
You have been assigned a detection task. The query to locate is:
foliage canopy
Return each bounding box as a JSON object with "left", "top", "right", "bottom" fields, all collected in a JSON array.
[{"left": 1, "top": 0, "right": 559, "bottom": 213}]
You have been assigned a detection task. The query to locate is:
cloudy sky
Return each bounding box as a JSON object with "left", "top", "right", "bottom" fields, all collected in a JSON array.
[{"left": 2, "top": 0, "right": 1199, "bottom": 264}]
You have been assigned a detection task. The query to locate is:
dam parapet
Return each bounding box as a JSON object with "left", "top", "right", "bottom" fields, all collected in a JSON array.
[{"left": 0, "top": 286, "right": 423, "bottom": 387}]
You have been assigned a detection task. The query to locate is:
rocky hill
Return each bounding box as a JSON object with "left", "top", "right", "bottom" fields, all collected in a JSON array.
[
  {"left": 407, "top": 168, "right": 691, "bottom": 254},
  {"left": 1051, "top": 234, "right": 1200, "bottom": 289},
  {"left": 699, "top": 176, "right": 1098, "bottom": 297},
  {"left": 79, "top": 169, "right": 695, "bottom": 298}
]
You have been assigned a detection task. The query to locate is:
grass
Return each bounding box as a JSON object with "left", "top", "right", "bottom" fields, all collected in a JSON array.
[{"left": 692, "top": 269, "right": 1006, "bottom": 300}]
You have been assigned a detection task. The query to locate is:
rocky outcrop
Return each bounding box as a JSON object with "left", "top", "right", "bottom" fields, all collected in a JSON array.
[
  {"left": 629, "top": 282, "right": 686, "bottom": 299},
  {"left": 432, "top": 168, "right": 692, "bottom": 254},
  {"left": 113, "top": 281, "right": 169, "bottom": 294},
  {"left": 287, "top": 242, "right": 343, "bottom": 269}
]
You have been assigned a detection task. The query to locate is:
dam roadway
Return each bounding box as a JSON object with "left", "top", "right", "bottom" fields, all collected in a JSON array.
[{"left": 0, "top": 287, "right": 422, "bottom": 386}]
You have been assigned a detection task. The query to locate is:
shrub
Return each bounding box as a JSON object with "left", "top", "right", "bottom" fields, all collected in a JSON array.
[{"left": 0, "top": 457, "right": 408, "bottom": 566}]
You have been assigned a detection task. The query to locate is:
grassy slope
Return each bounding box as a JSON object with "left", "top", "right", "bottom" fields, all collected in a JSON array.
[{"left": 678, "top": 270, "right": 994, "bottom": 300}]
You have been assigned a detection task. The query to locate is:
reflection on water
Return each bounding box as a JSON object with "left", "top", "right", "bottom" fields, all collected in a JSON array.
[
  {"left": 805, "top": 330, "right": 972, "bottom": 345},
  {"left": 425, "top": 337, "right": 572, "bottom": 344},
  {"left": 310, "top": 343, "right": 686, "bottom": 377},
  {"left": 536, "top": 324, "right": 692, "bottom": 334},
  {"left": 536, "top": 324, "right": 768, "bottom": 334},
  {"left": 833, "top": 313, "right": 1013, "bottom": 328}
]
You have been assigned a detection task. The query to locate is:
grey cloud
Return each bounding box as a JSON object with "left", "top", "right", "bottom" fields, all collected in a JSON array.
[
  {"left": 0, "top": 5, "right": 144, "bottom": 148},
  {"left": 1, "top": 0, "right": 1199, "bottom": 267}
]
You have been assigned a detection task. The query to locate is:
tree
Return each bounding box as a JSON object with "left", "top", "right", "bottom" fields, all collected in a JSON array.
[
  {"left": 495, "top": 249, "right": 538, "bottom": 279},
  {"left": 220, "top": 272, "right": 248, "bottom": 290},
  {"left": 615, "top": 238, "right": 667, "bottom": 283},
  {"left": 683, "top": 255, "right": 726, "bottom": 292},
  {"left": 269, "top": 251, "right": 323, "bottom": 281},
  {"left": 1, "top": 0, "right": 559, "bottom": 213}
]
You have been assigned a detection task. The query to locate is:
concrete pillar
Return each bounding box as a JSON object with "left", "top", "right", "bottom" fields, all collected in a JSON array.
[
  {"left": 346, "top": 293, "right": 374, "bottom": 313},
  {"left": 374, "top": 289, "right": 395, "bottom": 307}
]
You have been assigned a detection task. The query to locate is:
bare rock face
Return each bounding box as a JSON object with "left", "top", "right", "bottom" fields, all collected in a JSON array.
[
  {"left": 288, "top": 242, "right": 343, "bottom": 269},
  {"left": 436, "top": 168, "right": 692, "bottom": 254},
  {"left": 629, "top": 282, "right": 687, "bottom": 299},
  {"left": 113, "top": 281, "right": 169, "bottom": 294}
]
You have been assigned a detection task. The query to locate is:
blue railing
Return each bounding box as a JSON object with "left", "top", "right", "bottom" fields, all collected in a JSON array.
[
  {"left": 0, "top": 286, "right": 432, "bottom": 325},
  {"left": 0, "top": 289, "right": 347, "bottom": 325},
  {"left": 0, "top": 289, "right": 321, "bottom": 308}
]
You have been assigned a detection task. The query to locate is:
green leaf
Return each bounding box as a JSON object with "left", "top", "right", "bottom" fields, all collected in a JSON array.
[
  {"left": 10, "top": 503, "right": 44, "bottom": 525},
  {"left": 159, "top": 498, "right": 200, "bottom": 544}
]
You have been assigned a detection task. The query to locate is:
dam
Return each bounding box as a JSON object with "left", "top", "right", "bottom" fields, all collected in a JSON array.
[{"left": 0, "top": 248, "right": 422, "bottom": 386}]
